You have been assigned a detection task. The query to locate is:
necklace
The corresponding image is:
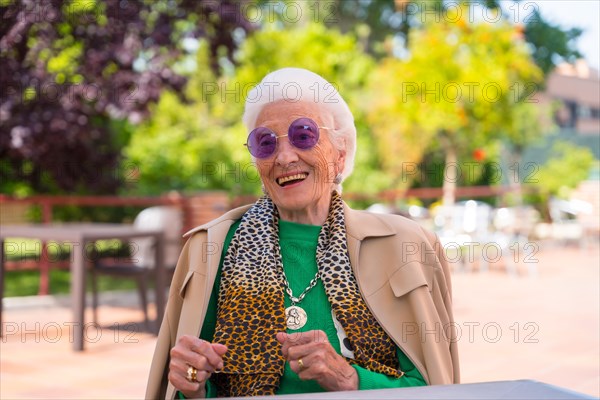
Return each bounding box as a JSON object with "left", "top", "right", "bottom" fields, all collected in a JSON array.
[{"left": 281, "top": 269, "right": 320, "bottom": 330}]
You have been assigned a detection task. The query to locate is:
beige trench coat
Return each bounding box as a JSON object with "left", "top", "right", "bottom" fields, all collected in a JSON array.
[{"left": 145, "top": 203, "right": 460, "bottom": 399}]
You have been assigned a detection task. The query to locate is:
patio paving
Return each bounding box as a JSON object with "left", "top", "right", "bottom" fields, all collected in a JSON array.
[
  {"left": 1, "top": 242, "right": 598, "bottom": 399},
  {"left": 451, "top": 241, "right": 599, "bottom": 398}
]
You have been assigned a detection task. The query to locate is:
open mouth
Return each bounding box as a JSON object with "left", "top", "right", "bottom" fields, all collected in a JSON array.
[{"left": 277, "top": 173, "right": 308, "bottom": 187}]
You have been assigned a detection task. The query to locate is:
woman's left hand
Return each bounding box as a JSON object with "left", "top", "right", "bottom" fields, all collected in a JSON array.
[{"left": 276, "top": 330, "right": 358, "bottom": 391}]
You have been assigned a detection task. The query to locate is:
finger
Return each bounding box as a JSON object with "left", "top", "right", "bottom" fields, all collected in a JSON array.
[
  {"left": 170, "top": 342, "right": 211, "bottom": 373},
  {"left": 279, "top": 330, "right": 328, "bottom": 357},
  {"left": 170, "top": 357, "right": 210, "bottom": 379},
  {"left": 290, "top": 357, "right": 307, "bottom": 375},
  {"left": 190, "top": 339, "right": 226, "bottom": 370},
  {"left": 169, "top": 356, "right": 214, "bottom": 391},
  {"left": 209, "top": 343, "right": 227, "bottom": 370},
  {"left": 276, "top": 332, "right": 303, "bottom": 358},
  {"left": 289, "top": 354, "right": 323, "bottom": 381},
  {"left": 284, "top": 330, "right": 328, "bottom": 345},
  {"left": 278, "top": 330, "right": 318, "bottom": 345},
  {"left": 170, "top": 363, "right": 211, "bottom": 385},
  {"left": 172, "top": 337, "right": 222, "bottom": 373},
  {"left": 168, "top": 367, "right": 202, "bottom": 393},
  {"left": 276, "top": 332, "right": 286, "bottom": 345},
  {"left": 276, "top": 332, "right": 291, "bottom": 357},
  {"left": 179, "top": 334, "right": 204, "bottom": 348},
  {"left": 193, "top": 368, "right": 212, "bottom": 384},
  {"left": 211, "top": 343, "right": 228, "bottom": 356},
  {"left": 281, "top": 330, "right": 331, "bottom": 360},
  {"left": 286, "top": 340, "right": 334, "bottom": 364}
]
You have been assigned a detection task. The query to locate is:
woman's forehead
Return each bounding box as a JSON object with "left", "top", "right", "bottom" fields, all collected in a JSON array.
[{"left": 256, "top": 101, "right": 331, "bottom": 126}]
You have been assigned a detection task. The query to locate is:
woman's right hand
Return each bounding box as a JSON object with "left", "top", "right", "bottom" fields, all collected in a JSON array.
[{"left": 168, "top": 335, "right": 228, "bottom": 398}]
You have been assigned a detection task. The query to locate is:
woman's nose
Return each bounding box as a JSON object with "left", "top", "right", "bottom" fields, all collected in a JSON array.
[{"left": 274, "top": 137, "right": 299, "bottom": 166}]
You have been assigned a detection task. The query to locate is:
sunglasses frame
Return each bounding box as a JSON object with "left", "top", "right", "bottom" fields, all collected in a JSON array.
[{"left": 244, "top": 117, "right": 332, "bottom": 159}]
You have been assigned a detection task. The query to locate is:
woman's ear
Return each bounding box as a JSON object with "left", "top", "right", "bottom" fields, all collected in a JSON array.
[{"left": 336, "top": 148, "right": 346, "bottom": 177}]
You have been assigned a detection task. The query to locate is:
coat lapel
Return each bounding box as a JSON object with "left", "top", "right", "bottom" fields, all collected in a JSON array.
[{"left": 343, "top": 202, "right": 396, "bottom": 276}]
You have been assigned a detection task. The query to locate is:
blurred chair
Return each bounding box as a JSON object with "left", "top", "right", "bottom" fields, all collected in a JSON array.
[
  {"left": 491, "top": 206, "right": 540, "bottom": 277},
  {"left": 366, "top": 203, "right": 395, "bottom": 214},
  {"left": 435, "top": 200, "right": 500, "bottom": 273},
  {"left": 367, "top": 202, "right": 433, "bottom": 230},
  {"left": 436, "top": 200, "right": 493, "bottom": 243},
  {"left": 434, "top": 200, "right": 491, "bottom": 271},
  {"left": 547, "top": 197, "right": 591, "bottom": 246},
  {"left": 90, "top": 206, "right": 183, "bottom": 330},
  {"left": 493, "top": 206, "right": 539, "bottom": 243}
]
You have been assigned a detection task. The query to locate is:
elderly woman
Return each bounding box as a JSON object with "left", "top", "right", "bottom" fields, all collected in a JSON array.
[{"left": 146, "top": 68, "right": 459, "bottom": 399}]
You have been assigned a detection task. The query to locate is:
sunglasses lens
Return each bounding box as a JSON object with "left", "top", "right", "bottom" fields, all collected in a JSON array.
[
  {"left": 289, "top": 118, "right": 320, "bottom": 150},
  {"left": 247, "top": 127, "right": 277, "bottom": 158},
  {"left": 246, "top": 118, "right": 321, "bottom": 158}
]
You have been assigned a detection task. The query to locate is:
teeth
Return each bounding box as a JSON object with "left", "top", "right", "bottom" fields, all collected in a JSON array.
[{"left": 277, "top": 173, "right": 308, "bottom": 185}]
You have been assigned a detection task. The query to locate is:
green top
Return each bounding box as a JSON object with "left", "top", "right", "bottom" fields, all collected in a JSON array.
[{"left": 197, "top": 219, "right": 425, "bottom": 397}]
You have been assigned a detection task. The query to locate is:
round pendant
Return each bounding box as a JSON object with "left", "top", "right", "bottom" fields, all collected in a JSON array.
[{"left": 285, "top": 305, "right": 308, "bottom": 330}]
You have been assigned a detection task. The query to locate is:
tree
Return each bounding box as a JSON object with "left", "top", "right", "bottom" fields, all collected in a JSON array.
[
  {"left": 499, "top": 97, "right": 555, "bottom": 205},
  {"left": 2, "top": 0, "right": 584, "bottom": 200},
  {"left": 528, "top": 141, "right": 595, "bottom": 219},
  {"left": 323, "top": 0, "right": 582, "bottom": 74},
  {"left": 231, "top": 22, "right": 383, "bottom": 195},
  {"left": 533, "top": 141, "right": 595, "bottom": 199},
  {"left": 523, "top": 9, "right": 583, "bottom": 76},
  {"left": 123, "top": 22, "right": 380, "bottom": 197},
  {"left": 0, "top": 0, "right": 252, "bottom": 194},
  {"left": 366, "top": 6, "right": 544, "bottom": 207},
  {"left": 122, "top": 42, "right": 258, "bottom": 196}
]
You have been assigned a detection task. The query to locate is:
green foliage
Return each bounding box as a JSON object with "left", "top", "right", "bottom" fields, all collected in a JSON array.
[
  {"left": 4, "top": 0, "right": 585, "bottom": 202},
  {"left": 366, "top": 8, "right": 544, "bottom": 195},
  {"left": 327, "top": 1, "right": 582, "bottom": 75},
  {"left": 2, "top": 0, "right": 253, "bottom": 196},
  {"left": 123, "top": 42, "right": 259, "bottom": 196},
  {"left": 532, "top": 141, "right": 595, "bottom": 198},
  {"left": 524, "top": 10, "right": 582, "bottom": 76},
  {"left": 123, "top": 23, "right": 381, "bottom": 196},
  {"left": 123, "top": 90, "right": 252, "bottom": 195},
  {"left": 343, "top": 117, "right": 395, "bottom": 195},
  {"left": 4, "top": 236, "right": 136, "bottom": 297},
  {"left": 4, "top": 270, "right": 70, "bottom": 297},
  {"left": 4, "top": 269, "right": 137, "bottom": 297},
  {"left": 501, "top": 100, "right": 553, "bottom": 153},
  {"left": 123, "top": 15, "right": 560, "bottom": 204},
  {"left": 413, "top": 143, "right": 502, "bottom": 189},
  {"left": 232, "top": 22, "right": 374, "bottom": 103},
  {"left": 232, "top": 22, "right": 378, "bottom": 193}
]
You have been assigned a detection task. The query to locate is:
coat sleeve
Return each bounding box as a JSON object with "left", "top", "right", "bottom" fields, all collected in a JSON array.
[{"left": 145, "top": 236, "right": 194, "bottom": 400}]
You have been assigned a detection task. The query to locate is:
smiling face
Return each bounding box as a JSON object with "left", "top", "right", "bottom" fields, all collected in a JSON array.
[{"left": 253, "top": 100, "right": 346, "bottom": 225}]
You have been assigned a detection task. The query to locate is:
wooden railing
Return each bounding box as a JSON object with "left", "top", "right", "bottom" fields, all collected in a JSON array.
[
  {"left": 0, "top": 193, "right": 183, "bottom": 224},
  {"left": 0, "top": 191, "right": 230, "bottom": 232},
  {"left": 1, "top": 185, "right": 517, "bottom": 223},
  {"left": 346, "top": 185, "right": 515, "bottom": 202}
]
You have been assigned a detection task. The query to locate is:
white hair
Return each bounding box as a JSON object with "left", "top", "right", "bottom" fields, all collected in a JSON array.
[{"left": 242, "top": 68, "right": 357, "bottom": 189}]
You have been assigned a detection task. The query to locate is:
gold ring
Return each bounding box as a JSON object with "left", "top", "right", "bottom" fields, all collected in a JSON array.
[
  {"left": 297, "top": 358, "right": 305, "bottom": 371},
  {"left": 186, "top": 365, "right": 198, "bottom": 382}
]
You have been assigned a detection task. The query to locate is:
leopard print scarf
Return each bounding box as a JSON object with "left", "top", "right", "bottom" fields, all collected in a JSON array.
[{"left": 211, "top": 192, "right": 403, "bottom": 397}]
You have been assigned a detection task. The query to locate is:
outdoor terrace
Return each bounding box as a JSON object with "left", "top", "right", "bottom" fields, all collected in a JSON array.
[{"left": 1, "top": 242, "right": 598, "bottom": 398}]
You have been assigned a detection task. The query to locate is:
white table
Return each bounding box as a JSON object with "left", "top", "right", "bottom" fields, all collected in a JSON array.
[{"left": 226, "top": 380, "right": 596, "bottom": 399}]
